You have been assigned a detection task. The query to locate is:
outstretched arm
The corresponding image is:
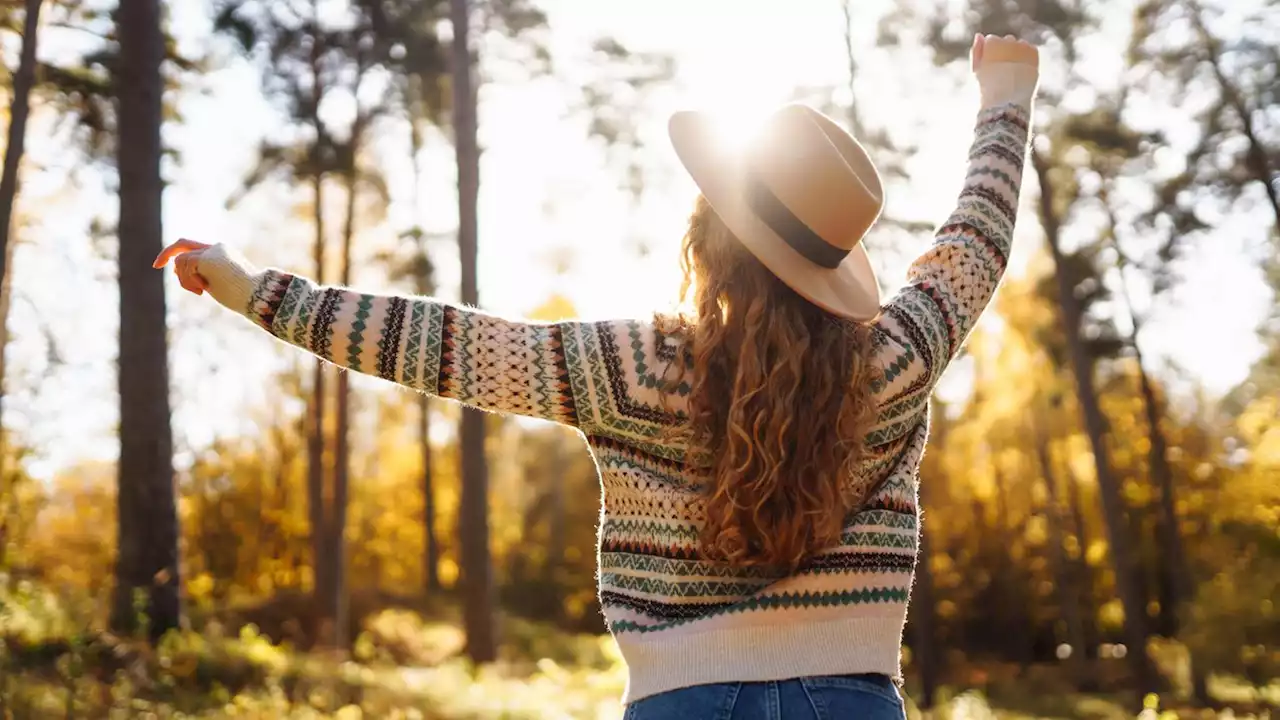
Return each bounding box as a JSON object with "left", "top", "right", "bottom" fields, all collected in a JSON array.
[
  {"left": 877, "top": 34, "right": 1037, "bottom": 389},
  {"left": 157, "top": 241, "right": 590, "bottom": 429}
]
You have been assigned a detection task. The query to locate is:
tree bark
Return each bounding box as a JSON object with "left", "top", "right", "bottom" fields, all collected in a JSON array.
[
  {"left": 421, "top": 394, "right": 440, "bottom": 592},
  {"left": 1062, "top": 454, "right": 1101, "bottom": 669},
  {"left": 1034, "top": 148, "right": 1155, "bottom": 696},
  {"left": 544, "top": 436, "right": 565, "bottom": 594},
  {"left": 451, "top": 0, "right": 496, "bottom": 663},
  {"left": 407, "top": 83, "right": 441, "bottom": 597},
  {"left": 910, "top": 399, "right": 944, "bottom": 709},
  {"left": 0, "top": 0, "right": 41, "bottom": 287},
  {"left": 305, "top": 13, "right": 333, "bottom": 643},
  {"left": 0, "top": 0, "right": 43, "bottom": 486},
  {"left": 840, "top": 0, "right": 867, "bottom": 139},
  {"left": 330, "top": 148, "right": 358, "bottom": 651},
  {"left": 307, "top": 175, "right": 332, "bottom": 642},
  {"left": 112, "top": 0, "right": 180, "bottom": 641},
  {"left": 1034, "top": 418, "right": 1088, "bottom": 683},
  {"left": 1105, "top": 191, "right": 1209, "bottom": 705}
]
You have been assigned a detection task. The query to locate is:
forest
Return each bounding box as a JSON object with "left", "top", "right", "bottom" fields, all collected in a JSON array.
[{"left": 0, "top": 0, "right": 1277, "bottom": 717}]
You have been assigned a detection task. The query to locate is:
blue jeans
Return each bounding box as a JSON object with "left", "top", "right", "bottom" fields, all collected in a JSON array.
[{"left": 624, "top": 674, "right": 907, "bottom": 720}]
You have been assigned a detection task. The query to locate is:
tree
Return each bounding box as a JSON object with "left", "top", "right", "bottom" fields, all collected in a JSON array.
[
  {"left": 911, "top": 398, "right": 946, "bottom": 708},
  {"left": 1034, "top": 145, "right": 1156, "bottom": 695},
  {"left": 0, "top": 0, "right": 43, "bottom": 493},
  {"left": 0, "top": 0, "right": 42, "bottom": 303},
  {"left": 112, "top": 0, "right": 179, "bottom": 640},
  {"left": 1130, "top": 0, "right": 1280, "bottom": 412},
  {"left": 450, "top": 0, "right": 495, "bottom": 663},
  {"left": 213, "top": 0, "right": 341, "bottom": 643},
  {"left": 877, "top": 0, "right": 1170, "bottom": 696}
]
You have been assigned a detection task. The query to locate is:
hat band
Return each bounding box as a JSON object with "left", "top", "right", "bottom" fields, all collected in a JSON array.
[{"left": 745, "top": 174, "right": 850, "bottom": 270}]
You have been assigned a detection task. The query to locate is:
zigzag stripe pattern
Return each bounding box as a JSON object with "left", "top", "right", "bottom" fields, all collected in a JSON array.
[
  {"left": 377, "top": 297, "right": 408, "bottom": 381},
  {"left": 208, "top": 100, "right": 1030, "bottom": 699},
  {"left": 608, "top": 586, "right": 913, "bottom": 635}
]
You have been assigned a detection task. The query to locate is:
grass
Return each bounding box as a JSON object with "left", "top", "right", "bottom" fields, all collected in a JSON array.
[{"left": 1, "top": 583, "right": 1276, "bottom": 718}]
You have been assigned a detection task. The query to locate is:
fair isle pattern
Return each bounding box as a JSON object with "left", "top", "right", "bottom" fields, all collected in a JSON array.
[{"left": 203, "top": 102, "right": 1031, "bottom": 704}]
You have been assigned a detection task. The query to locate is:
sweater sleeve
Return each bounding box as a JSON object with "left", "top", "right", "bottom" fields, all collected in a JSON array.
[
  {"left": 196, "top": 244, "right": 589, "bottom": 428},
  {"left": 875, "top": 97, "right": 1032, "bottom": 391}
]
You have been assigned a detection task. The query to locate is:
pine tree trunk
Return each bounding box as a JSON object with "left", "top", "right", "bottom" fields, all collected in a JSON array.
[
  {"left": 1035, "top": 421, "right": 1088, "bottom": 683},
  {"left": 0, "top": 0, "right": 41, "bottom": 287},
  {"left": 451, "top": 0, "right": 496, "bottom": 663},
  {"left": 1034, "top": 149, "right": 1155, "bottom": 697},
  {"left": 0, "top": 0, "right": 43, "bottom": 485},
  {"left": 544, "top": 435, "right": 564, "bottom": 592},
  {"left": 421, "top": 394, "right": 440, "bottom": 592},
  {"left": 911, "top": 399, "right": 945, "bottom": 708},
  {"left": 307, "top": 173, "right": 331, "bottom": 644},
  {"left": 329, "top": 158, "right": 358, "bottom": 652},
  {"left": 112, "top": 0, "right": 180, "bottom": 641},
  {"left": 1063, "top": 455, "right": 1101, "bottom": 671},
  {"left": 305, "top": 9, "right": 332, "bottom": 642},
  {"left": 840, "top": 0, "right": 867, "bottom": 139},
  {"left": 407, "top": 98, "right": 441, "bottom": 597}
]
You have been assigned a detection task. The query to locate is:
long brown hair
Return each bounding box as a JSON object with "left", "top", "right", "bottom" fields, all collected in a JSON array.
[{"left": 659, "top": 196, "right": 881, "bottom": 571}]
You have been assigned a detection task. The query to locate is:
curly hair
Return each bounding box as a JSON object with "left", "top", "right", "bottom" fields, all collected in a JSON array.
[{"left": 658, "top": 196, "right": 881, "bottom": 572}]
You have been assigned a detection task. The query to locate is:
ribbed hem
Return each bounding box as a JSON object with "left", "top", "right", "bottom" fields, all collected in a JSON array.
[
  {"left": 197, "top": 244, "right": 263, "bottom": 318},
  {"left": 976, "top": 62, "right": 1037, "bottom": 110},
  {"left": 618, "top": 617, "right": 904, "bottom": 705}
]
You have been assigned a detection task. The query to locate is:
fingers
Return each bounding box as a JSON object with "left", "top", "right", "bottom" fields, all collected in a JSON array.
[
  {"left": 971, "top": 33, "right": 984, "bottom": 72},
  {"left": 174, "top": 252, "right": 208, "bottom": 295},
  {"left": 153, "top": 238, "right": 212, "bottom": 269},
  {"left": 974, "top": 33, "right": 1038, "bottom": 68}
]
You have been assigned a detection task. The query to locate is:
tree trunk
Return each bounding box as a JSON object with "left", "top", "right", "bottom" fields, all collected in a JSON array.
[
  {"left": 112, "top": 0, "right": 180, "bottom": 641},
  {"left": 1062, "top": 455, "right": 1101, "bottom": 670},
  {"left": 330, "top": 154, "right": 358, "bottom": 652},
  {"left": 840, "top": 0, "right": 867, "bottom": 139},
  {"left": 543, "top": 434, "right": 564, "bottom": 591},
  {"left": 1105, "top": 194, "right": 1209, "bottom": 704},
  {"left": 307, "top": 174, "right": 331, "bottom": 644},
  {"left": 421, "top": 394, "right": 440, "bottom": 592},
  {"left": 1034, "top": 419, "right": 1088, "bottom": 683},
  {"left": 306, "top": 14, "right": 332, "bottom": 643},
  {"left": 910, "top": 399, "right": 945, "bottom": 709},
  {"left": 1034, "top": 149, "right": 1155, "bottom": 696},
  {"left": 0, "top": 0, "right": 41, "bottom": 287},
  {"left": 408, "top": 88, "right": 441, "bottom": 597},
  {"left": 0, "top": 239, "right": 14, "bottom": 480},
  {"left": 451, "top": 0, "right": 496, "bottom": 664},
  {"left": 0, "top": 0, "right": 43, "bottom": 486}
]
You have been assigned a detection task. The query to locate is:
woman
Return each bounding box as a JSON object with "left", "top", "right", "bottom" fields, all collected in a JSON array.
[{"left": 158, "top": 32, "right": 1037, "bottom": 720}]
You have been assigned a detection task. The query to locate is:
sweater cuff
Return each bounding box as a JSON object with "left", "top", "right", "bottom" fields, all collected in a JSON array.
[
  {"left": 976, "top": 62, "right": 1038, "bottom": 110},
  {"left": 197, "top": 243, "right": 262, "bottom": 317}
]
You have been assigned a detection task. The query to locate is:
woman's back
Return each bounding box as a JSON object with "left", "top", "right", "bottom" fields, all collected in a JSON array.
[{"left": 569, "top": 305, "right": 926, "bottom": 701}]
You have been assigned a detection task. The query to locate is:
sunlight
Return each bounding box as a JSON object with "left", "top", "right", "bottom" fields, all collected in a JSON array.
[{"left": 690, "top": 91, "right": 781, "bottom": 154}]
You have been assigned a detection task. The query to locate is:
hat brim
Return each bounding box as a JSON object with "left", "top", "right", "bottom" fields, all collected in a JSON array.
[{"left": 668, "top": 110, "right": 882, "bottom": 323}]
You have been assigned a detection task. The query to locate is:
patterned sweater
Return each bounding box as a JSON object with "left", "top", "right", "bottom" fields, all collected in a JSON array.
[{"left": 198, "top": 99, "right": 1032, "bottom": 704}]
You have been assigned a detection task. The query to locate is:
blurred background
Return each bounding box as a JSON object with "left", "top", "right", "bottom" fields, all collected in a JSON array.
[{"left": 0, "top": 0, "right": 1277, "bottom": 717}]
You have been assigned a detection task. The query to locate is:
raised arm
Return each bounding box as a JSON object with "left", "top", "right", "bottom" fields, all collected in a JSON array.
[
  {"left": 173, "top": 242, "right": 591, "bottom": 429},
  {"left": 877, "top": 34, "right": 1037, "bottom": 390}
]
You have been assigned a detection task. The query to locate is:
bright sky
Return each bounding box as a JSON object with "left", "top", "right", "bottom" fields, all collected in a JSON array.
[{"left": 5, "top": 0, "right": 1271, "bottom": 480}]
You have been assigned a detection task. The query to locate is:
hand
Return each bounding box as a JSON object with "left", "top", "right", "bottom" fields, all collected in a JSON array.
[
  {"left": 153, "top": 239, "right": 213, "bottom": 295},
  {"left": 971, "top": 33, "right": 1039, "bottom": 72},
  {"left": 970, "top": 33, "right": 1040, "bottom": 107}
]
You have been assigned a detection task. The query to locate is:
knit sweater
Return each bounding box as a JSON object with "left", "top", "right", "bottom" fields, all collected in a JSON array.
[{"left": 197, "top": 98, "right": 1032, "bottom": 704}]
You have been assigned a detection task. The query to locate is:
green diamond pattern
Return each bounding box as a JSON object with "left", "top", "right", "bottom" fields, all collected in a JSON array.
[{"left": 346, "top": 293, "right": 373, "bottom": 372}]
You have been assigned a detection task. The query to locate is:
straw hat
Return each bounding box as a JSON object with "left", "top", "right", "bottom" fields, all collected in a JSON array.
[{"left": 669, "top": 104, "right": 883, "bottom": 321}]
